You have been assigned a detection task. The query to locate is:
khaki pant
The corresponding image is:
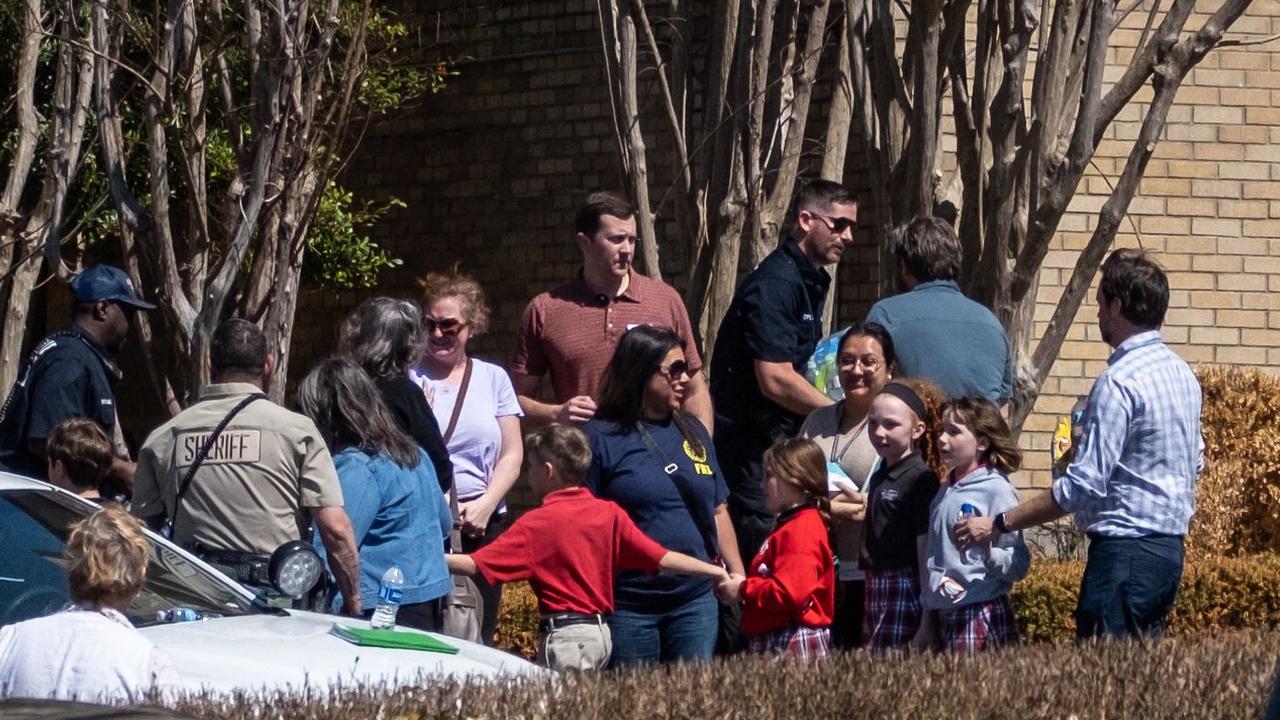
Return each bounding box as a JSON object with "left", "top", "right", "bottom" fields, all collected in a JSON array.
[{"left": 538, "top": 621, "right": 612, "bottom": 671}]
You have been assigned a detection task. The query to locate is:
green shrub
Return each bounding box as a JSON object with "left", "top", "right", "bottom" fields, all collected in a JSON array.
[
  {"left": 170, "top": 631, "right": 1280, "bottom": 719},
  {"left": 1009, "top": 558, "right": 1082, "bottom": 643},
  {"left": 1013, "top": 553, "right": 1280, "bottom": 643}
]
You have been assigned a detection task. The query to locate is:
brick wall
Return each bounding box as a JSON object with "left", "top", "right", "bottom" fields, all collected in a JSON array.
[{"left": 317, "top": 0, "right": 1280, "bottom": 504}]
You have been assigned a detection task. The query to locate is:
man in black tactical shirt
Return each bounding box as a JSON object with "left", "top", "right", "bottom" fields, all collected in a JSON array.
[{"left": 0, "top": 266, "right": 153, "bottom": 492}]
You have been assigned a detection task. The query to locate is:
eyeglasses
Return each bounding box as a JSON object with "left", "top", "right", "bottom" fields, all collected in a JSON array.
[
  {"left": 806, "top": 211, "right": 856, "bottom": 235},
  {"left": 657, "top": 359, "right": 691, "bottom": 381},
  {"left": 424, "top": 317, "right": 468, "bottom": 336},
  {"left": 838, "top": 355, "right": 882, "bottom": 372}
]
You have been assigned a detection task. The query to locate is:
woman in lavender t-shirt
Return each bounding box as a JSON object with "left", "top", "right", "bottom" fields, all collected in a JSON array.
[{"left": 410, "top": 271, "right": 523, "bottom": 645}]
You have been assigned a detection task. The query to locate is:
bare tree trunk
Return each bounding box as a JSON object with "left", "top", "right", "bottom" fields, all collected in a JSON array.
[
  {"left": 820, "top": 5, "right": 854, "bottom": 334},
  {"left": 0, "top": 0, "right": 48, "bottom": 391},
  {"left": 0, "top": 0, "right": 95, "bottom": 392},
  {"left": 598, "top": 0, "right": 660, "bottom": 278},
  {"left": 743, "top": 0, "right": 780, "bottom": 271},
  {"left": 619, "top": 14, "right": 660, "bottom": 279},
  {"left": 686, "top": 0, "right": 751, "bottom": 353},
  {"left": 759, "top": 0, "right": 835, "bottom": 266},
  {"left": 1012, "top": 0, "right": 1251, "bottom": 429},
  {"left": 702, "top": 154, "right": 748, "bottom": 360},
  {"left": 0, "top": 0, "right": 42, "bottom": 243},
  {"left": 903, "top": 0, "right": 944, "bottom": 220}
]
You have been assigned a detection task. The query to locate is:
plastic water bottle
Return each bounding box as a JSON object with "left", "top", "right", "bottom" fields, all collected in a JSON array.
[
  {"left": 957, "top": 503, "right": 984, "bottom": 564},
  {"left": 156, "top": 607, "right": 200, "bottom": 623},
  {"left": 369, "top": 566, "right": 404, "bottom": 629}
]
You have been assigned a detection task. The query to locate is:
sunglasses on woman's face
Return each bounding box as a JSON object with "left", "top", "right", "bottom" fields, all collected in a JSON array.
[
  {"left": 424, "top": 317, "right": 468, "bottom": 336},
  {"left": 657, "top": 359, "right": 690, "bottom": 381}
]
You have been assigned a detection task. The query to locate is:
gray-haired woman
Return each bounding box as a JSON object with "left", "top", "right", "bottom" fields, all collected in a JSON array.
[{"left": 340, "top": 297, "right": 452, "bottom": 492}]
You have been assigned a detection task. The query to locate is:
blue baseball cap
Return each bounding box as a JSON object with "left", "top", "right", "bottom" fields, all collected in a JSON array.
[{"left": 71, "top": 266, "right": 156, "bottom": 310}]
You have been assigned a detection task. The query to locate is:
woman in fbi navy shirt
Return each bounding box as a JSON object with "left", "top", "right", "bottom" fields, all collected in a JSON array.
[{"left": 584, "top": 325, "right": 744, "bottom": 666}]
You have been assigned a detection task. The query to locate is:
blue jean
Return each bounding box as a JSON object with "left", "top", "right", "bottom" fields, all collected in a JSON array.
[
  {"left": 1076, "top": 534, "right": 1184, "bottom": 640},
  {"left": 609, "top": 592, "right": 719, "bottom": 667}
]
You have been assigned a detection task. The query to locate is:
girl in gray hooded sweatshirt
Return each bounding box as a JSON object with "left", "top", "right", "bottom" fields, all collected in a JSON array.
[{"left": 923, "top": 397, "right": 1030, "bottom": 653}]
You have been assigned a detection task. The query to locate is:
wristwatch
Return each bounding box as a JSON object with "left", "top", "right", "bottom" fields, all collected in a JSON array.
[{"left": 994, "top": 512, "right": 1011, "bottom": 534}]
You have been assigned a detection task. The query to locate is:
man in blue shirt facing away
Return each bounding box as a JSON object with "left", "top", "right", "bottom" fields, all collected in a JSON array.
[
  {"left": 955, "top": 249, "right": 1204, "bottom": 640},
  {"left": 866, "top": 216, "right": 1013, "bottom": 405}
]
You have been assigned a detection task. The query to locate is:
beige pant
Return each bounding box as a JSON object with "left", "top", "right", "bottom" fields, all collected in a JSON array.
[{"left": 538, "top": 621, "right": 612, "bottom": 671}]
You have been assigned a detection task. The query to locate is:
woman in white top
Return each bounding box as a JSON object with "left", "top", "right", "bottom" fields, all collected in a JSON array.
[
  {"left": 409, "top": 270, "right": 523, "bottom": 645},
  {"left": 0, "top": 505, "right": 178, "bottom": 703},
  {"left": 798, "top": 321, "right": 895, "bottom": 650}
]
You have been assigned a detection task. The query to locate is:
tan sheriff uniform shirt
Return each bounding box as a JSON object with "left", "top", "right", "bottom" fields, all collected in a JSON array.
[{"left": 131, "top": 382, "right": 343, "bottom": 555}]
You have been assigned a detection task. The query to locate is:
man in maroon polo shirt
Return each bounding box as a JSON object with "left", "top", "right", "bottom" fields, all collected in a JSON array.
[{"left": 511, "top": 191, "right": 713, "bottom": 430}]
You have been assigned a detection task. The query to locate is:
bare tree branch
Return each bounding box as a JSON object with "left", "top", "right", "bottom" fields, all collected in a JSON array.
[
  {"left": 625, "top": 0, "right": 691, "bottom": 188},
  {"left": 1019, "top": 0, "right": 1252, "bottom": 427},
  {"left": 1217, "top": 31, "right": 1280, "bottom": 47}
]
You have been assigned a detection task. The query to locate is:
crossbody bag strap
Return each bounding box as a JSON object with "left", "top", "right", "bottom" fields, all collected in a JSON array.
[
  {"left": 441, "top": 359, "right": 473, "bottom": 551},
  {"left": 166, "top": 393, "right": 266, "bottom": 538},
  {"left": 441, "top": 358, "right": 473, "bottom": 446},
  {"left": 635, "top": 421, "right": 720, "bottom": 562}
]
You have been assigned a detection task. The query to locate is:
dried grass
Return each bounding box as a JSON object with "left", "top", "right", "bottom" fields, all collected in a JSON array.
[{"left": 166, "top": 630, "right": 1280, "bottom": 719}]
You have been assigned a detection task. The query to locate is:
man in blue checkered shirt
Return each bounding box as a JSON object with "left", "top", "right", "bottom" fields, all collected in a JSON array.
[{"left": 956, "top": 249, "right": 1204, "bottom": 640}]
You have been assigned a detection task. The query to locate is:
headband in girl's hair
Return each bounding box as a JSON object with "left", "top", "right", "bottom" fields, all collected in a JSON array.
[{"left": 878, "top": 382, "right": 927, "bottom": 420}]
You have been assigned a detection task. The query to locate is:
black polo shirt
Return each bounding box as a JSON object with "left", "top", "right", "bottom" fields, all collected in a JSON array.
[
  {"left": 709, "top": 240, "right": 829, "bottom": 516},
  {"left": 710, "top": 240, "right": 829, "bottom": 430},
  {"left": 860, "top": 453, "right": 939, "bottom": 573},
  {"left": 0, "top": 324, "right": 121, "bottom": 478}
]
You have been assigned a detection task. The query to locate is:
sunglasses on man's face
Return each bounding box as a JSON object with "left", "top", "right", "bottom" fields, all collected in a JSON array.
[
  {"left": 657, "top": 360, "right": 691, "bottom": 381},
  {"left": 807, "top": 211, "right": 856, "bottom": 235},
  {"left": 424, "top": 317, "right": 468, "bottom": 336}
]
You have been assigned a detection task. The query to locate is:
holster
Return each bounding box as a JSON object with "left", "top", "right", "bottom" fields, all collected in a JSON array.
[{"left": 194, "top": 545, "right": 272, "bottom": 587}]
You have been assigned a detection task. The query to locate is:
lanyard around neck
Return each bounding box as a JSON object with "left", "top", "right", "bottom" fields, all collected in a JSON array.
[{"left": 830, "top": 403, "right": 868, "bottom": 464}]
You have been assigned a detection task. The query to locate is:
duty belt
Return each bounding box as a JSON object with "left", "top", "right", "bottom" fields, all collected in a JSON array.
[{"left": 194, "top": 545, "right": 272, "bottom": 587}]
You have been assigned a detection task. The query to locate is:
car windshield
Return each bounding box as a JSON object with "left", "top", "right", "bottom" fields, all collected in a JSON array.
[{"left": 0, "top": 489, "right": 256, "bottom": 628}]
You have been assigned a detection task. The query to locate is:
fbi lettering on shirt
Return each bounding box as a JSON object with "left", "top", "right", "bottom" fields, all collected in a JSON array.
[
  {"left": 176, "top": 429, "right": 262, "bottom": 466},
  {"left": 682, "top": 440, "right": 714, "bottom": 476}
]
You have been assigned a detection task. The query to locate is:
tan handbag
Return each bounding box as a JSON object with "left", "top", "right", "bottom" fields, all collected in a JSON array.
[{"left": 438, "top": 359, "right": 485, "bottom": 643}]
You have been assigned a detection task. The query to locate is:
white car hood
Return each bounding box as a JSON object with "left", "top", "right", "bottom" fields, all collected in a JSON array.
[{"left": 139, "top": 609, "right": 542, "bottom": 695}]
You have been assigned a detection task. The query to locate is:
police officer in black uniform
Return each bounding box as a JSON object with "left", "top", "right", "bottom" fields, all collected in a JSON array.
[
  {"left": 709, "top": 180, "right": 857, "bottom": 651},
  {"left": 0, "top": 266, "right": 153, "bottom": 493}
]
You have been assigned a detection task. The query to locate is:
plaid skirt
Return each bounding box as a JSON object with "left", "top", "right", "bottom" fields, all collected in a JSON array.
[
  {"left": 747, "top": 624, "right": 831, "bottom": 659},
  {"left": 939, "top": 595, "right": 1018, "bottom": 654},
  {"left": 863, "top": 568, "right": 922, "bottom": 651}
]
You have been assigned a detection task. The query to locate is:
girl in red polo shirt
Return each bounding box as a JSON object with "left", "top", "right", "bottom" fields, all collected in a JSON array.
[{"left": 720, "top": 438, "right": 835, "bottom": 658}]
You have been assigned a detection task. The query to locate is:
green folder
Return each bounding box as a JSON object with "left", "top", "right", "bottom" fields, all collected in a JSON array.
[{"left": 330, "top": 623, "right": 460, "bottom": 654}]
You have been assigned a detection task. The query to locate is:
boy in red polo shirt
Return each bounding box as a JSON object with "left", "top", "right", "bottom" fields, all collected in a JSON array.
[{"left": 446, "top": 424, "right": 728, "bottom": 671}]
